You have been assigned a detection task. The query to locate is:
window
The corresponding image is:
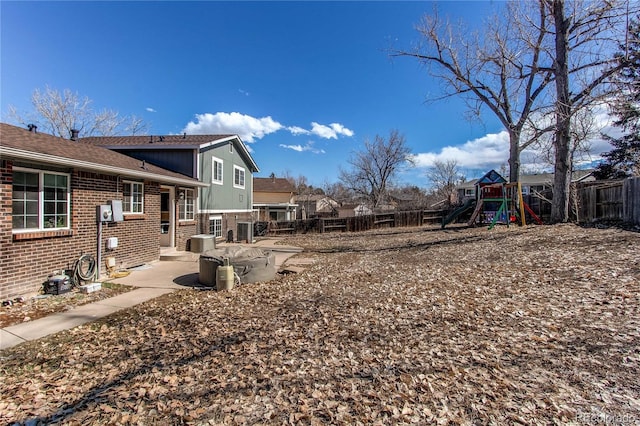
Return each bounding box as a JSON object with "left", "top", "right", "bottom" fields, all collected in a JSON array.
[
  {"left": 209, "top": 216, "right": 222, "bottom": 238},
  {"left": 212, "top": 157, "right": 223, "bottom": 185},
  {"left": 178, "top": 188, "right": 195, "bottom": 221},
  {"left": 12, "top": 169, "right": 69, "bottom": 231},
  {"left": 464, "top": 188, "right": 474, "bottom": 197},
  {"left": 234, "top": 166, "right": 245, "bottom": 188},
  {"left": 229, "top": 142, "right": 233, "bottom": 154},
  {"left": 123, "top": 181, "right": 144, "bottom": 214}
]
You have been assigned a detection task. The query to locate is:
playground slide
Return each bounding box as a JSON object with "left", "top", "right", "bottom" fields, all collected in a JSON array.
[{"left": 441, "top": 199, "right": 476, "bottom": 228}]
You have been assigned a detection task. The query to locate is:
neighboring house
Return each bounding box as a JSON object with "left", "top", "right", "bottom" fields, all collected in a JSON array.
[
  {"left": 294, "top": 194, "right": 339, "bottom": 219},
  {"left": 338, "top": 203, "right": 373, "bottom": 218},
  {"left": 82, "top": 133, "right": 260, "bottom": 243},
  {"left": 457, "top": 170, "right": 595, "bottom": 202},
  {"left": 0, "top": 123, "right": 204, "bottom": 299},
  {"left": 253, "top": 177, "right": 297, "bottom": 222}
]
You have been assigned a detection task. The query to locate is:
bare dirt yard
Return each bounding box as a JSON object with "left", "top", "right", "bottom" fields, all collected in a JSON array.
[{"left": 1, "top": 224, "right": 639, "bottom": 425}]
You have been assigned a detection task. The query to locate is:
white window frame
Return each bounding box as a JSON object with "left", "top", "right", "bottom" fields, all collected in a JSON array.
[
  {"left": 212, "top": 156, "right": 223, "bottom": 185},
  {"left": 209, "top": 215, "right": 222, "bottom": 238},
  {"left": 123, "top": 180, "right": 144, "bottom": 214},
  {"left": 12, "top": 167, "right": 70, "bottom": 233},
  {"left": 178, "top": 188, "right": 195, "bottom": 221},
  {"left": 233, "top": 165, "right": 245, "bottom": 189}
]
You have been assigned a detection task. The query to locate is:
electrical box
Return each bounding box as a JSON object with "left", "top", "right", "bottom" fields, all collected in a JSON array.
[
  {"left": 106, "top": 237, "right": 118, "bottom": 249},
  {"left": 110, "top": 200, "right": 124, "bottom": 222},
  {"left": 97, "top": 205, "right": 112, "bottom": 223}
]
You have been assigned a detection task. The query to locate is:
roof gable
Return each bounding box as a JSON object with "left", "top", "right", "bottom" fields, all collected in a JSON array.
[
  {"left": 81, "top": 133, "right": 259, "bottom": 173},
  {"left": 476, "top": 169, "right": 507, "bottom": 185}
]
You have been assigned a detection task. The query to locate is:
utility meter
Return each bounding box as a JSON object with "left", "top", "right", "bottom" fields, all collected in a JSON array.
[{"left": 97, "top": 205, "right": 113, "bottom": 222}]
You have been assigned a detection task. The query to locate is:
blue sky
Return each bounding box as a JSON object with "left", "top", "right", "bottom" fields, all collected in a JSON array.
[{"left": 1, "top": 1, "right": 612, "bottom": 188}]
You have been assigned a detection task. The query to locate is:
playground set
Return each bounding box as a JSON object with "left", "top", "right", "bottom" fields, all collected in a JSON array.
[{"left": 442, "top": 170, "right": 543, "bottom": 229}]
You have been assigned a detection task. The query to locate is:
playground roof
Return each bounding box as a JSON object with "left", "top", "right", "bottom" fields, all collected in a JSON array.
[{"left": 476, "top": 169, "right": 507, "bottom": 185}]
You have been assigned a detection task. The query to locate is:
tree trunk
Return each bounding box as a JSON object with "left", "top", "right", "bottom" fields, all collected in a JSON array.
[
  {"left": 508, "top": 128, "right": 521, "bottom": 182},
  {"left": 550, "top": 0, "right": 572, "bottom": 223}
]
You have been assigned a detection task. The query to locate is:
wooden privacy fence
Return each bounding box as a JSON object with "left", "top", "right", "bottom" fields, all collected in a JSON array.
[
  {"left": 261, "top": 209, "right": 446, "bottom": 235},
  {"left": 577, "top": 177, "right": 640, "bottom": 225}
]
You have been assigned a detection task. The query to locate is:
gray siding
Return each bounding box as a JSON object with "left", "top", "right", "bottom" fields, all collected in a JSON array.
[{"left": 199, "top": 143, "right": 254, "bottom": 212}]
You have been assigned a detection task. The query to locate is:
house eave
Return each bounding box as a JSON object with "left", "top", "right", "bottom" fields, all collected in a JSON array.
[{"left": 0, "top": 146, "right": 208, "bottom": 188}]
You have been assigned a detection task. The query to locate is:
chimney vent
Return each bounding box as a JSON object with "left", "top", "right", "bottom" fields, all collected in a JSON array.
[
  {"left": 27, "top": 124, "right": 37, "bottom": 133},
  {"left": 183, "top": 132, "right": 186, "bottom": 139},
  {"left": 70, "top": 129, "right": 79, "bottom": 141},
  {"left": 149, "top": 135, "right": 153, "bottom": 143}
]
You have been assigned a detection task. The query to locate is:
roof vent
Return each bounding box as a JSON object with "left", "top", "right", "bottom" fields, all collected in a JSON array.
[
  {"left": 27, "top": 124, "right": 37, "bottom": 133},
  {"left": 183, "top": 132, "right": 186, "bottom": 139},
  {"left": 159, "top": 136, "right": 164, "bottom": 142},
  {"left": 149, "top": 135, "right": 153, "bottom": 143},
  {"left": 70, "top": 129, "right": 79, "bottom": 141}
]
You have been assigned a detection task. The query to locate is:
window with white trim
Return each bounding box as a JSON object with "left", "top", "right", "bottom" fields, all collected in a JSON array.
[
  {"left": 209, "top": 216, "right": 222, "bottom": 238},
  {"left": 178, "top": 188, "right": 195, "bottom": 221},
  {"left": 123, "top": 181, "right": 144, "bottom": 214},
  {"left": 212, "top": 157, "right": 223, "bottom": 185},
  {"left": 12, "top": 169, "right": 70, "bottom": 231},
  {"left": 233, "top": 166, "right": 245, "bottom": 189}
]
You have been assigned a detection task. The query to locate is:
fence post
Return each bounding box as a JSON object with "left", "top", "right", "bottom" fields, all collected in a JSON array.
[{"left": 623, "top": 177, "right": 640, "bottom": 225}]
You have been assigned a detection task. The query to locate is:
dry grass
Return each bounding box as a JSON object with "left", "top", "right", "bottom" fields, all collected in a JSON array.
[{"left": 1, "top": 224, "right": 638, "bottom": 425}]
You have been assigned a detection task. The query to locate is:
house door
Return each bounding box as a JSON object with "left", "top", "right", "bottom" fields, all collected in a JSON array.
[{"left": 160, "top": 187, "right": 175, "bottom": 248}]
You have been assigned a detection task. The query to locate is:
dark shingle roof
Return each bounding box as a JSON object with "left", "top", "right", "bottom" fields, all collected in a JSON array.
[
  {"left": 80, "top": 134, "right": 235, "bottom": 147},
  {"left": 254, "top": 177, "right": 296, "bottom": 193},
  {"left": 81, "top": 133, "right": 260, "bottom": 173},
  {"left": 0, "top": 123, "right": 205, "bottom": 186}
]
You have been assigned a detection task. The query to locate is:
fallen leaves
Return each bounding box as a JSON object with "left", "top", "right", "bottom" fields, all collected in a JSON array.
[{"left": 1, "top": 224, "right": 639, "bottom": 424}]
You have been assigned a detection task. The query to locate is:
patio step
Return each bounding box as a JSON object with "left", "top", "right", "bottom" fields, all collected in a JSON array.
[{"left": 159, "top": 250, "right": 199, "bottom": 262}]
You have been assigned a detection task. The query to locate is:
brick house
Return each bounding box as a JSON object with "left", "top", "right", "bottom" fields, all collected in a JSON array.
[
  {"left": 81, "top": 133, "right": 260, "bottom": 243},
  {"left": 0, "top": 123, "right": 204, "bottom": 299}
]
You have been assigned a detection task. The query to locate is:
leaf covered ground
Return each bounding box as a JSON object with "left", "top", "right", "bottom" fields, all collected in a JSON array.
[{"left": 1, "top": 224, "right": 639, "bottom": 425}]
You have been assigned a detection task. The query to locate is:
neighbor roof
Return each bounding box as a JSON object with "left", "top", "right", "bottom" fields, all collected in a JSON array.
[
  {"left": 253, "top": 177, "right": 296, "bottom": 193},
  {"left": 81, "top": 133, "right": 260, "bottom": 173},
  {"left": 0, "top": 123, "right": 206, "bottom": 187}
]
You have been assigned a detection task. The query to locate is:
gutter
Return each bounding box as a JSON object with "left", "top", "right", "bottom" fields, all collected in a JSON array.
[{"left": 0, "top": 147, "right": 209, "bottom": 188}]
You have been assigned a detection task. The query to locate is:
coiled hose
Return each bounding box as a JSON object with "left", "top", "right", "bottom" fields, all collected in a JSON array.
[{"left": 74, "top": 254, "right": 97, "bottom": 283}]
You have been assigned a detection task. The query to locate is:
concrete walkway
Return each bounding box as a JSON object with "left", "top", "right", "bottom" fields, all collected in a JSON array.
[{"left": 0, "top": 239, "right": 303, "bottom": 351}]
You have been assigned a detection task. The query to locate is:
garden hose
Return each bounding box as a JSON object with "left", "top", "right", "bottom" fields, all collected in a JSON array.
[{"left": 75, "top": 254, "right": 97, "bottom": 282}]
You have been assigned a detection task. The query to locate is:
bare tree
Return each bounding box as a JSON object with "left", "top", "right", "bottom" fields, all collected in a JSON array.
[
  {"left": 394, "top": 1, "right": 554, "bottom": 182},
  {"left": 545, "top": 0, "right": 632, "bottom": 222},
  {"left": 339, "top": 130, "right": 413, "bottom": 209},
  {"left": 425, "top": 160, "right": 465, "bottom": 206},
  {"left": 7, "top": 86, "right": 148, "bottom": 138}
]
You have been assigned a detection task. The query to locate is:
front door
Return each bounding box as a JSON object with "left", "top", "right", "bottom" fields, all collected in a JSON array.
[{"left": 160, "top": 187, "right": 175, "bottom": 247}]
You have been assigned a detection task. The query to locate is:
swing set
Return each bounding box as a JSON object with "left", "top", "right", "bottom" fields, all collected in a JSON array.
[{"left": 466, "top": 170, "right": 543, "bottom": 229}]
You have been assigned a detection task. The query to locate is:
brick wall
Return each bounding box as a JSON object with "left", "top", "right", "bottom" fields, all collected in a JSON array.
[{"left": 0, "top": 163, "right": 163, "bottom": 300}]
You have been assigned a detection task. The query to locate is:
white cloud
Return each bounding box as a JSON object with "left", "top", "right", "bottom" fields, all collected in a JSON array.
[
  {"left": 238, "top": 89, "right": 250, "bottom": 96},
  {"left": 182, "top": 112, "right": 354, "bottom": 146},
  {"left": 309, "top": 122, "right": 354, "bottom": 139},
  {"left": 287, "top": 126, "right": 311, "bottom": 136},
  {"left": 182, "top": 112, "right": 283, "bottom": 142},
  {"left": 412, "top": 131, "right": 511, "bottom": 171},
  {"left": 279, "top": 141, "right": 325, "bottom": 154},
  {"left": 146, "top": 107, "right": 156, "bottom": 113}
]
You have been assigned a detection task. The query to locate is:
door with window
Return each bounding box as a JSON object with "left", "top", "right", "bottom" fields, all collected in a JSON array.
[{"left": 160, "top": 187, "right": 174, "bottom": 247}]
